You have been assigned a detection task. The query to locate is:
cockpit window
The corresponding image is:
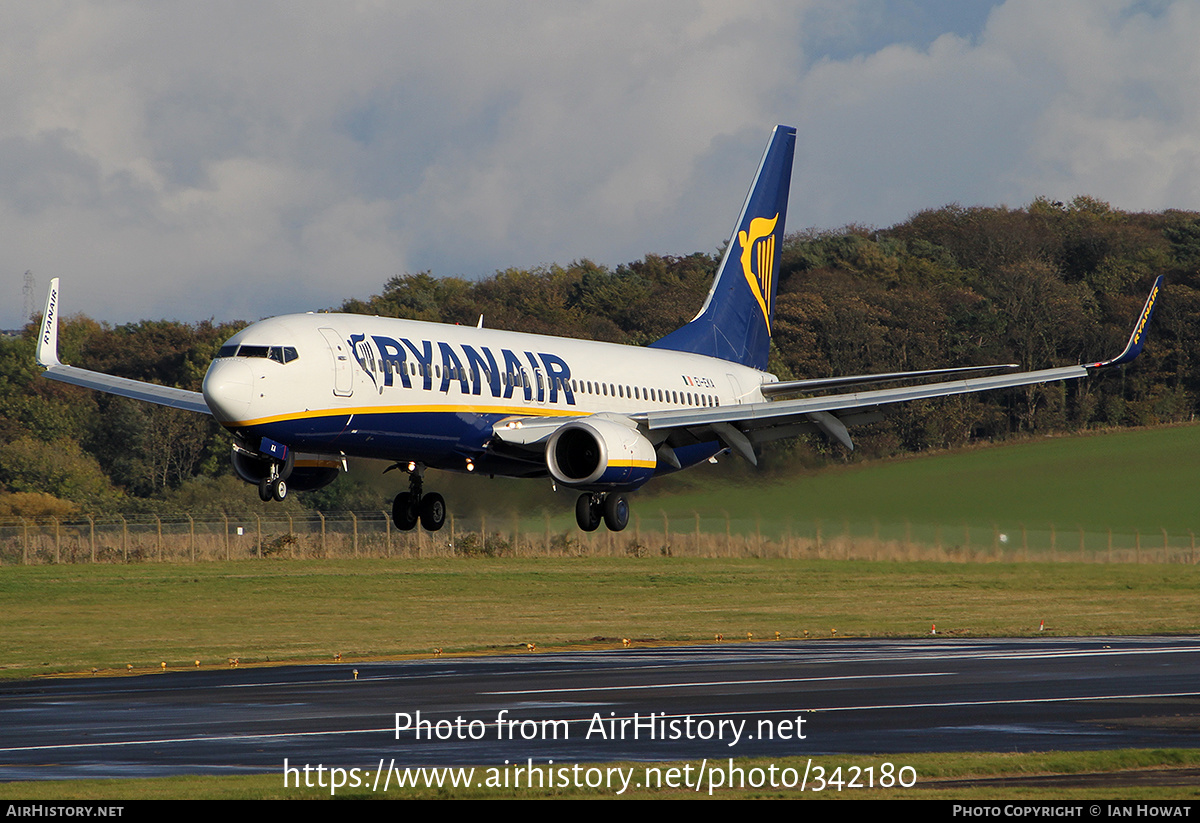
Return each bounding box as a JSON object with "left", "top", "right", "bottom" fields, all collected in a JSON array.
[
  {"left": 269, "top": 346, "right": 299, "bottom": 364},
  {"left": 219, "top": 344, "right": 299, "bottom": 364}
]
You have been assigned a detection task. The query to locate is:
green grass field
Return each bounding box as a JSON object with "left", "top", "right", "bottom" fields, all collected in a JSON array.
[
  {"left": 4, "top": 425, "right": 1200, "bottom": 678},
  {"left": 644, "top": 423, "right": 1200, "bottom": 535},
  {"left": 3, "top": 557, "right": 1199, "bottom": 679},
  {"left": 341, "top": 423, "right": 1200, "bottom": 541},
  {"left": 4, "top": 425, "right": 1200, "bottom": 799}
]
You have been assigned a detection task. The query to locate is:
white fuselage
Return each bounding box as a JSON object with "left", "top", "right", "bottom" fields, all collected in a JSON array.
[{"left": 202, "top": 313, "right": 772, "bottom": 476}]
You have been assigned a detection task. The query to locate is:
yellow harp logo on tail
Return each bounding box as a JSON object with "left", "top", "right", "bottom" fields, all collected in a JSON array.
[{"left": 738, "top": 213, "right": 778, "bottom": 332}]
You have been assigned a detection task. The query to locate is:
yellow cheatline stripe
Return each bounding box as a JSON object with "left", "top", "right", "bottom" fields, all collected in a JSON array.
[
  {"left": 228, "top": 402, "right": 581, "bottom": 428},
  {"left": 295, "top": 458, "right": 342, "bottom": 468},
  {"left": 610, "top": 460, "right": 657, "bottom": 469}
]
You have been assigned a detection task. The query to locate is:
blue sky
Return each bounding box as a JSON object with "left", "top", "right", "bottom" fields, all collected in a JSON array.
[{"left": 2, "top": 1, "right": 1197, "bottom": 328}]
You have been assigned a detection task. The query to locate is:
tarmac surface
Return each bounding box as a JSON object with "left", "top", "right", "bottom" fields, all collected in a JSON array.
[{"left": 2, "top": 636, "right": 1199, "bottom": 781}]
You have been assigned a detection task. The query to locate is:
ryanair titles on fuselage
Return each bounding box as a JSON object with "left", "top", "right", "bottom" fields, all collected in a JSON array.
[{"left": 348, "top": 333, "right": 575, "bottom": 405}]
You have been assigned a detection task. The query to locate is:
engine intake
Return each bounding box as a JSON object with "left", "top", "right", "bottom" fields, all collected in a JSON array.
[
  {"left": 545, "top": 417, "right": 656, "bottom": 490},
  {"left": 230, "top": 445, "right": 340, "bottom": 492}
]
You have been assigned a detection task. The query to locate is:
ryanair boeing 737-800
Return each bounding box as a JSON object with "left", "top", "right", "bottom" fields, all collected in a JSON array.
[{"left": 35, "top": 126, "right": 1162, "bottom": 532}]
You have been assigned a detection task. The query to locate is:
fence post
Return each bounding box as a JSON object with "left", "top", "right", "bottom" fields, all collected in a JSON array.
[
  {"left": 122, "top": 514, "right": 128, "bottom": 563},
  {"left": 54, "top": 517, "right": 60, "bottom": 564},
  {"left": 256, "top": 514, "right": 262, "bottom": 558},
  {"left": 481, "top": 513, "right": 486, "bottom": 555},
  {"left": 21, "top": 517, "right": 27, "bottom": 565},
  {"left": 223, "top": 515, "right": 229, "bottom": 561},
  {"left": 319, "top": 512, "right": 326, "bottom": 557},
  {"left": 385, "top": 511, "right": 392, "bottom": 558},
  {"left": 188, "top": 515, "right": 194, "bottom": 563},
  {"left": 89, "top": 515, "right": 95, "bottom": 563},
  {"left": 695, "top": 511, "right": 701, "bottom": 555},
  {"left": 352, "top": 512, "right": 358, "bottom": 558},
  {"left": 157, "top": 515, "right": 163, "bottom": 561}
]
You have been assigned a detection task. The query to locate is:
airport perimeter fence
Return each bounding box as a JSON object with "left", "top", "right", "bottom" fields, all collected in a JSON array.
[{"left": 1, "top": 511, "right": 1198, "bottom": 566}]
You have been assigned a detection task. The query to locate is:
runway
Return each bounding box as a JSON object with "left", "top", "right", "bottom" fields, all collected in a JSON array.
[{"left": 2, "top": 636, "right": 1199, "bottom": 781}]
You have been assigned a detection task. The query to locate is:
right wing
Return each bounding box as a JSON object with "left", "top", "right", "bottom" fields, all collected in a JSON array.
[
  {"left": 759, "top": 363, "right": 1020, "bottom": 398},
  {"left": 35, "top": 278, "right": 212, "bottom": 415},
  {"left": 640, "top": 275, "right": 1163, "bottom": 464}
]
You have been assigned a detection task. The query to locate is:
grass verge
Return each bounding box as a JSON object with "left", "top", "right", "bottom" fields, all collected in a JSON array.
[
  {"left": 2, "top": 557, "right": 1199, "bottom": 679},
  {"left": 1, "top": 750, "right": 1198, "bottom": 799}
]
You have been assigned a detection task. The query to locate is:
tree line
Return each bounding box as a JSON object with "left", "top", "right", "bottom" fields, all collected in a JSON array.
[{"left": 2, "top": 195, "right": 1197, "bottom": 516}]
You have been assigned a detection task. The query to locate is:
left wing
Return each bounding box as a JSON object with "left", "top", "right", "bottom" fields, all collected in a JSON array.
[
  {"left": 35, "top": 278, "right": 212, "bottom": 414},
  {"left": 639, "top": 275, "right": 1163, "bottom": 465}
]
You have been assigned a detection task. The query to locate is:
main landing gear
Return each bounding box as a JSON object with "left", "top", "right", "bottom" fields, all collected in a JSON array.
[
  {"left": 575, "top": 492, "right": 629, "bottom": 532},
  {"left": 391, "top": 463, "right": 446, "bottom": 532}
]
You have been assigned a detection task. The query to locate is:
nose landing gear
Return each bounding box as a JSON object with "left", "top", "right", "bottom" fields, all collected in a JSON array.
[
  {"left": 390, "top": 463, "right": 446, "bottom": 532},
  {"left": 258, "top": 477, "right": 288, "bottom": 502},
  {"left": 255, "top": 449, "right": 294, "bottom": 502}
]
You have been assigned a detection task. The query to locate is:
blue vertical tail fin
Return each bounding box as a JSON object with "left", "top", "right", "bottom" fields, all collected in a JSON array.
[{"left": 649, "top": 125, "right": 795, "bottom": 370}]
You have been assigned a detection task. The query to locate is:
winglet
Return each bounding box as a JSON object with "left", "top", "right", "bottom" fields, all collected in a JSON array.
[
  {"left": 36, "top": 277, "right": 61, "bottom": 368},
  {"left": 1092, "top": 275, "right": 1162, "bottom": 368}
]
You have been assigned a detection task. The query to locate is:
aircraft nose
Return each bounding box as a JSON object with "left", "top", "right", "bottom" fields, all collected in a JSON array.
[{"left": 202, "top": 359, "right": 253, "bottom": 423}]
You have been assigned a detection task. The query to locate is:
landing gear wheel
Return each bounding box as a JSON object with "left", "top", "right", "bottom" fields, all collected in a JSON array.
[
  {"left": 258, "top": 479, "right": 272, "bottom": 502},
  {"left": 603, "top": 494, "right": 629, "bottom": 532},
  {"left": 420, "top": 492, "right": 446, "bottom": 532},
  {"left": 271, "top": 478, "right": 288, "bottom": 502},
  {"left": 392, "top": 492, "right": 418, "bottom": 530},
  {"left": 576, "top": 493, "right": 602, "bottom": 531}
]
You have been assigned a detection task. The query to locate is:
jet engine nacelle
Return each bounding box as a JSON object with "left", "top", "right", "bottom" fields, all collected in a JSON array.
[
  {"left": 545, "top": 416, "right": 656, "bottom": 490},
  {"left": 230, "top": 445, "right": 340, "bottom": 492}
]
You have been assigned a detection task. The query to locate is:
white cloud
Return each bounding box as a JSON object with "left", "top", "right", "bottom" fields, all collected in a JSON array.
[
  {"left": 2, "top": 1, "right": 1199, "bottom": 328},
  {"left": 787, "top": 0, "right": 1200, "bottom": 228}
]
